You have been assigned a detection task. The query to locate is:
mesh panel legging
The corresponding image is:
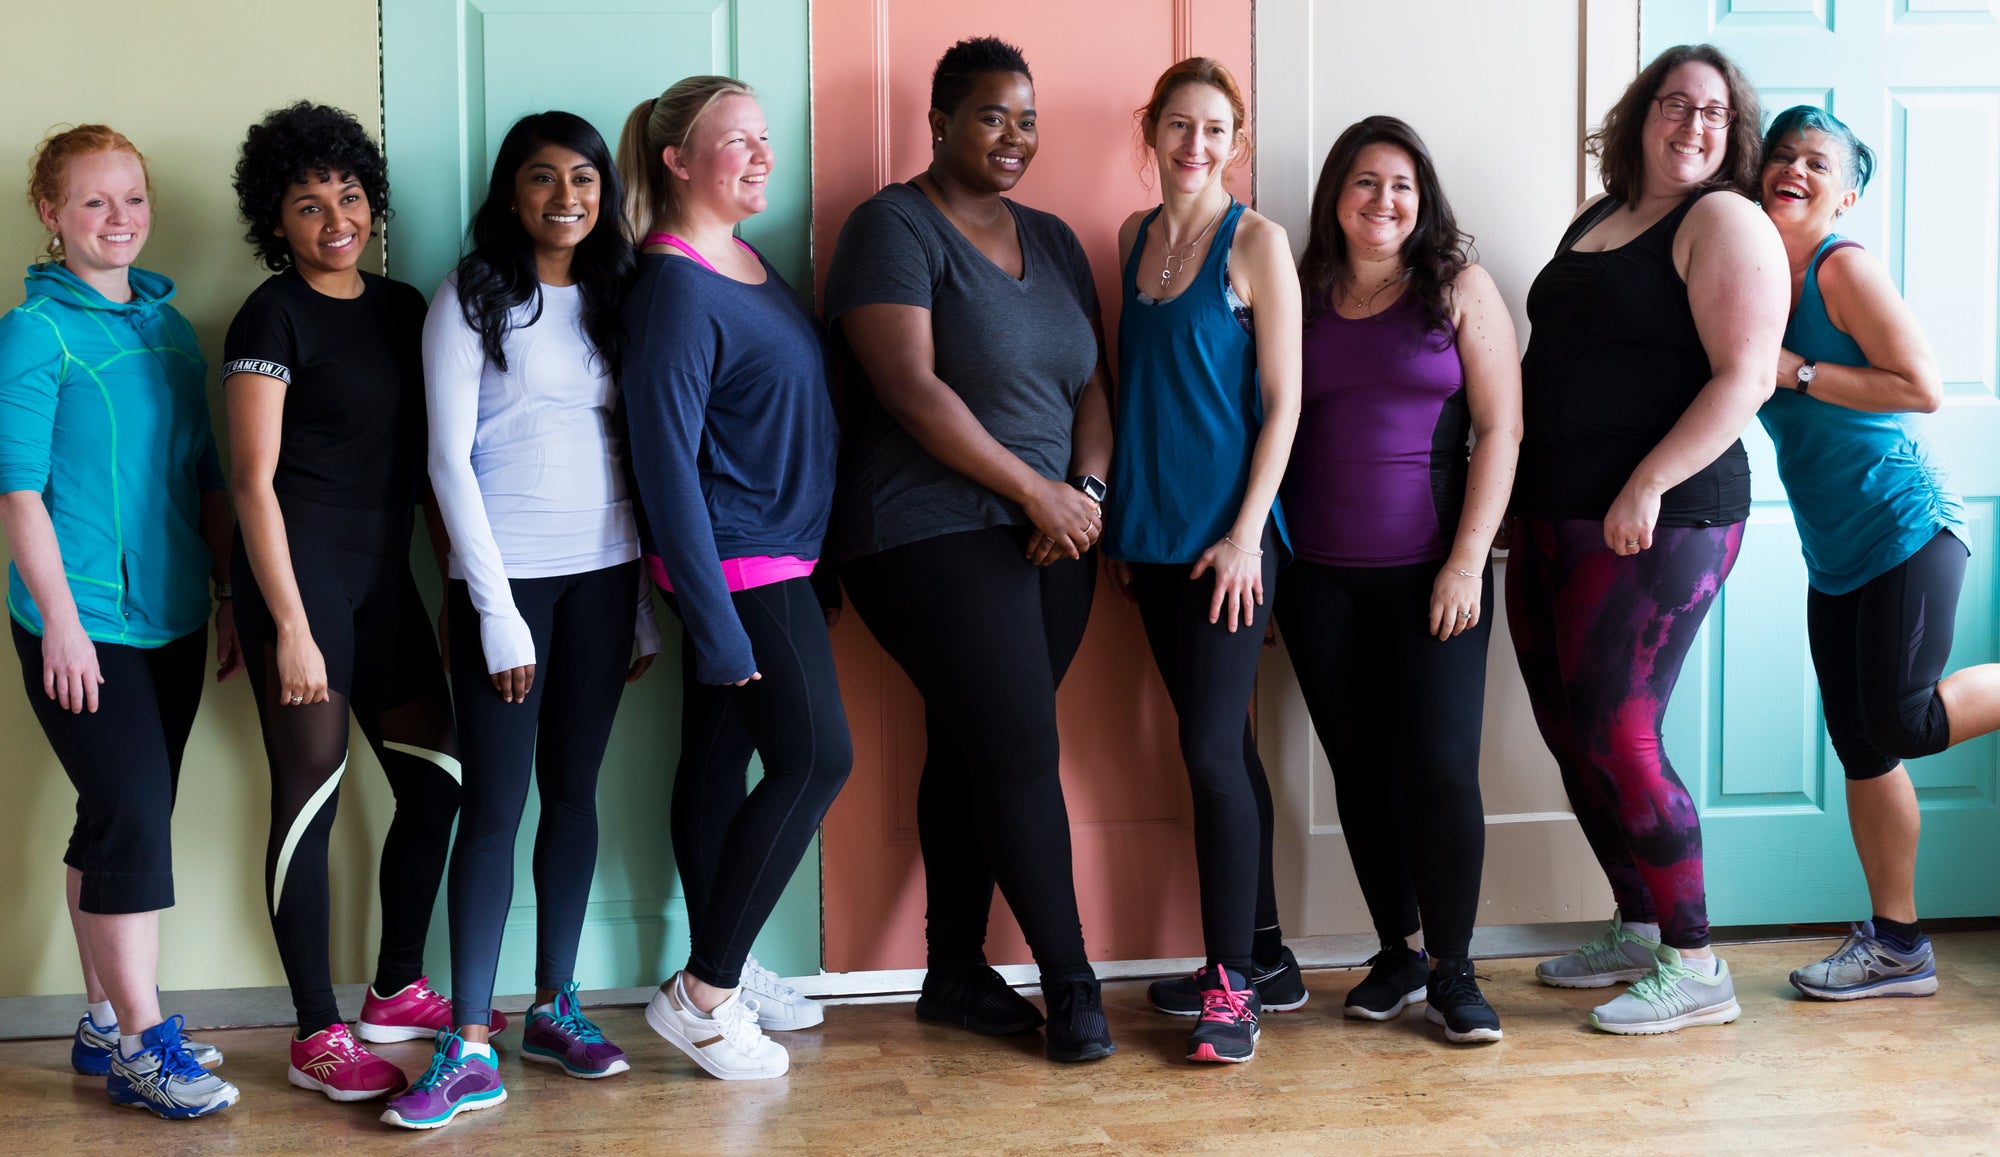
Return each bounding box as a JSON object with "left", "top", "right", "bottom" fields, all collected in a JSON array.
[
  {"left": 839, "top": 525, "right": 1096, "bottom": 982},
  {"left": 233, "top": 499, "right": 460, "bottom": 1033},
  {"left": 1505, "top": 517, "right": 1742, "bottom": 951}
]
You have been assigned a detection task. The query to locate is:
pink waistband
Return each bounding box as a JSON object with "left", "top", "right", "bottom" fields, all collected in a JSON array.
[{"left": 648, "top": 553, "right": 816, "bottom": 594}]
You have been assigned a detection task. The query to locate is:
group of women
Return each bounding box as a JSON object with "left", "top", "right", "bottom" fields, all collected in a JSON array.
[{"left": 5, "top": 32, "right": 1997, "bottom": 1128}]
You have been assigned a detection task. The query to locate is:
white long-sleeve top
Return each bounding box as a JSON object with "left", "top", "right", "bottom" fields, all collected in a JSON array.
[{"left": 424, "top": 273, "right": 660, "bottom": 673}]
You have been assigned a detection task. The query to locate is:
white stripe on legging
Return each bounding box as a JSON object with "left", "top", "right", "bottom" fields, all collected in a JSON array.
[
  {"left": 382, "top": 742, "right": 463, "bottom": 785},
  {"left": 272, "top": 755, "right": 347, "bottom": 918}
]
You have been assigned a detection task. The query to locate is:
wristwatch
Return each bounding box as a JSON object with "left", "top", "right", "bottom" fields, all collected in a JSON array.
[
  {"left": 1068, "top": 474, "right": 1107, "bottom": 504},
  {"left": 1794, "top": 359, "right": 1817, "bottom": 394}
]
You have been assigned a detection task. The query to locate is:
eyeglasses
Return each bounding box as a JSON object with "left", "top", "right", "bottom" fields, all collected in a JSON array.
[{"left": 1655, "top": 97, "right": 1737, "bottom": 129}]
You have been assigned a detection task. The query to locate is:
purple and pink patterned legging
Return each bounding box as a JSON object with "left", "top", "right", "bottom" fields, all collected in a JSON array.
[{"left": 1505, "top": 517, "right": 1744, "bottom": 950}]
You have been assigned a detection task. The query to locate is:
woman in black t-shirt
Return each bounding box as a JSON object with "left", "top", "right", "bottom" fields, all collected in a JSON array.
[
  {"left": 222, "top": 102, "right": 473, "bottom": 1101},
  {"left": 1507, "top": 47, "right": 1787, "bottom": 1036},
  {"left": 824, "top": 36, "right": 1115, "bottom": 1064}
]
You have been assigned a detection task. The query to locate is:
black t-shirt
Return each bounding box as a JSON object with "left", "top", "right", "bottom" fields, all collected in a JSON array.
[{"left": 223, "top": 269, "right": 429, "bottom": 511}]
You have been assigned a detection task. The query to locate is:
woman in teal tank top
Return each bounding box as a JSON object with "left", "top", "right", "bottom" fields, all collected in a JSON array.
[
  {"left": 1758, "top": 106, "right": 2000, "bottom": 1002},
  {"left": 1102, "top": 59, "right": 1300, "bottom": 1065}
]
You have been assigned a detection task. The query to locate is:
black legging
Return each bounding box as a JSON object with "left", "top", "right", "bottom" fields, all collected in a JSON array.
[
  {"left": 667, "top": 576, "right": 852, "bottom": 990},
  {"left": 1809, "top": 528, "right": 1967, "bottom": 780},
  {"left": 13, "top": 622, "right": 205, "bottom": 915},
  {"left": 1277, "top": 557, "right": 1490, "bottom": 961},
  {"left": 445, "top": 562, "right": 639, "bottom": 1025},
  {"left": 233, "top": 496, "right": 461, "bottom": 1032},
  {"left": 840, "top": 525, "right": 1096, "bottom": 982},
  {"left": 1126, "top": 534, "right": 1278, "bottom": 976}
]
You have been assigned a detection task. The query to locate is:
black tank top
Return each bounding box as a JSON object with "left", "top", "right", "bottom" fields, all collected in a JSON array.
[{"left": 1514, "top": 190, "right": 1750, "bottom": 525}]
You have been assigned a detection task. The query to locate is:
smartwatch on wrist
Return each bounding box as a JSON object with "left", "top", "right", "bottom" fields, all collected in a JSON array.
[
  {"left": 1068, "top": 474, "right": 1107, "bottom": 504},
  {"left": 1794, "top": 359, "right": 1817, "bottom": 394}
]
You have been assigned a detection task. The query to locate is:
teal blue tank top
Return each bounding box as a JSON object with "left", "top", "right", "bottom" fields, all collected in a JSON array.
[
  {"left": 1757, "top": 234, "right": 1961, "bottom": 594},
  {"left": 1104, "top": 201, "right": 1287, "bottom": 565}
]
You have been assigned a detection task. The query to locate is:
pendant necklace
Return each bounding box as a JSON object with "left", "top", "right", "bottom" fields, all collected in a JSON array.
[{"left": 1158, "top": 197, "right": 1230, "bottom": 292}]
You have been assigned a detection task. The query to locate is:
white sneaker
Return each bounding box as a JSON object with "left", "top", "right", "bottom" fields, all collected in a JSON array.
[
  {"left": 644, "top": 973, "right": 789, "bottom": 1081},
  {"left": 740, "top": 955, "right": 824, "bottom": 1031}
]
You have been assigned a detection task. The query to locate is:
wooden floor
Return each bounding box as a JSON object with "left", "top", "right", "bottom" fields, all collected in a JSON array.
[{"left": 5, "top": 932, "right": 1999, "bottom": 1155}]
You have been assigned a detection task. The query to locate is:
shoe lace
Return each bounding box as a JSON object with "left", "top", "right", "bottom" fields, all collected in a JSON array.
[
  {"left": 409, "top": 977, "right": 449, "bottom": 1013},
  {"left": 323, "top": 1023, "right": 368, "bottom": 1061},
  {"left": 713, "top": 995, "right": 767, "bottom": 1052},
  {"left": 741, "top": 957, "right": 801, "bottom": 1002},
  {"left": 550, "top": 981, "right": 606, "bottom": 1043},
  {"left": 1362, "top": 947, "right": 1418, "bottom": 983},
  {"left": 1625, "top": 956, "right": 1699, "bottom": 1013},
  {"left": 152, "top": 1015, "right": 207, "bottom": 1081},
  {"left": 1198, "top": 973, "right": 1253, "bottom": 1025},
  {"left": 1429, "top": 967, "right": 1489, "bottom": 1007},
  {"left": 411, "top": 1031, "right": 469, "bottom": 1091},
  {"left": 1823, "top": 924, "right": 1872, "bottom": 965}
]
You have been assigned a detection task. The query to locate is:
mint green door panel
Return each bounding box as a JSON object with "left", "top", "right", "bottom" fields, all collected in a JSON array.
[
  {"left": 382, "top": 0, "right": 819, "bottom": 993},
  {"left": 1646, "top": 0, "right": 2000, "bottom": 922}
]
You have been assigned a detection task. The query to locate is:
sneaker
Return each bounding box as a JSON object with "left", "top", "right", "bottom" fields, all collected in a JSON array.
[
  {"left": 1588, "top": 946, "right": 1741, "bottom": 1035},
  {"left": 915, "top": 961, "right": 1045, "bottom": 1036},
  {"left": 379, "top": 1032, "right": 506, "bottom": 1130},
  {"left": 1789, "top": 921, "right": 1939, "bottom": 1000},
  {"left": 356, "top": 976, "right": 508, "bottom": 1044},
  {"left": 1343, "top": 945, "right": 1429, "bottom": 1020},
  {"left": 1423, "top": 958, "right": 1503, "bottom": 1043},
  {"left": 1536, "top": 910, "right": 1661, "bottom": 988},
  {"left": 521, "top": 981, "right": 629, "bottom": 1079},
  {"left": 107, "top": 1016, "right": 241, "bottom": 1119},
  {"left": 287, "top": 1022, "right": 406, "bottom": 1101},
  {"left": 73, "top": 1014, "right": 223, "bottom": 1076},
  {"left": 1186, "top": 966, "right": 1261, "bottom": 1064},
  {"left": 740, "top": 954, "right": 824, "bottom": 1031},
  {"left": 1149, "top": 946, "right": 1310, "bottom": 1015},
  {"left": 1042, "top": 976, "right": 1116, "bottom": 1064},
  {"left": 644, "top": 972, "right": 788, "bottom": 1080}
]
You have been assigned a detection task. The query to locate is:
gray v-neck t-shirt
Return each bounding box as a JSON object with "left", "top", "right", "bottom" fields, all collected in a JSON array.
[{"left": 823, "top": 181, "right": 1100, "bottom": 562}]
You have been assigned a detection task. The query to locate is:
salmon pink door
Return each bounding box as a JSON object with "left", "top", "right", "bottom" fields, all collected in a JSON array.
[{"left": 812, "top": 0, "right": 1254, "bottom": 972}]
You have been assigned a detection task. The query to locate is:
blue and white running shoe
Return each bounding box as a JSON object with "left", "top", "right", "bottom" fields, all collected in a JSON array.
[
  {"left": 107, "top": 1016, "right": 240, "bottom": 1119},
  {"left": 73, "top": 1013, "right": 223, "bottom": 1076},
  {"left": 1789, "top": 921, "right": 1938, "bottom": 1000}
]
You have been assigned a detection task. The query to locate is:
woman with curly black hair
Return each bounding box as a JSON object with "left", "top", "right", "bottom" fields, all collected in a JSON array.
[{"left": 222, "top": 100, "right": 484, "bottom": 1102}]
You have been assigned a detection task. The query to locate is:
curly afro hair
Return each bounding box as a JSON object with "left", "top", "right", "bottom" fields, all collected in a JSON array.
[
  {"left": 930, "top": 36, "right": 1031, "bottom": 116},
  {"left": 233, "top": 101, "right": 391, "bottom": 272}
]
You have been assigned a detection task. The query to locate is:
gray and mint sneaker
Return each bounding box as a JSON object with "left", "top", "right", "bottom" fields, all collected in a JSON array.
[
  {"left": 1535, "top": 910, "right": 1661, "bottom": 988},
  {"left": 1789, "top": 921, "right": 1938, "bottom": 1001},
  {"left": 1588, "top": 946, "right": 1740, "bottom": 1035},
  {"left": 106, "top": 1016, "right": 241, "bottom": 1119}
]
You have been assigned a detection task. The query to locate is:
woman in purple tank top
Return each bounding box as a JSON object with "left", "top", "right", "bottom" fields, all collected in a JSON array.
[{"left": 1275, "top": 116, "right": 1521, "bottom": 1043}]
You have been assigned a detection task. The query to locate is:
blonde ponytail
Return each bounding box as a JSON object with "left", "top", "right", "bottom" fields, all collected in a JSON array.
[{"left": 616, "top": 76, "right": 754, "bottom": 245}]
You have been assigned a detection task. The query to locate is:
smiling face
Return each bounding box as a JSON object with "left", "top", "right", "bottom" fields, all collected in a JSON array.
[
  {"left": 39, "top": 149, "right": 150, "bottom": 277},
  {"left": 274, "top": 167, "right": 372, "bottom": 286},
  {"left": 931, "top": 70, "right": 1038, "bottom": 194},
  {"left": 1335, "top": 142, "right": 1419, "bottom": 261},
  {"left": 666, "top": 91, "right": 771, "bottom": 225},
  {"left": 514, "top": 143, "right": 601, "bottom": 271},
  {"left": 1643, "top": 61, "right": 1732, "bottom": 194},
  {"left": 1150, "top": 82, "right": 1238, "bottom": 197},
  {"left": 1761, "top": 128, "right": 1858, "bottom": 238}
]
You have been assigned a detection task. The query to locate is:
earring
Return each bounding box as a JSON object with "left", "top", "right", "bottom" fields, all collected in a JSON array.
[{"left": 49, "top": 234, "right": 62, "bottom": 250}]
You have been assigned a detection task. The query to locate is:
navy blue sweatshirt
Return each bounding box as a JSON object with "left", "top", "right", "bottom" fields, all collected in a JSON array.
[{"left": 622, "top": 250, "right": 838, "bottom": 684}]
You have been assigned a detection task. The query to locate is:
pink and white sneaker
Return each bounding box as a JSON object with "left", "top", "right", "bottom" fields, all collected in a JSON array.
[
  {"left": 287, "top": 1022, "right": 407, "bottom": 1101},
  {"left": 356, "top": 977, "right": 509, "bottom": 1044}
]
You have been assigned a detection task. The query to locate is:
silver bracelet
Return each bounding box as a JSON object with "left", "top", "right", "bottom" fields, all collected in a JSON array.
[
  {"left": 1454, "top": 568, "right": 1476, "bottom": 579},
  {"left": 1224, "top": 535, "right": 1264, "bottom": 557}
]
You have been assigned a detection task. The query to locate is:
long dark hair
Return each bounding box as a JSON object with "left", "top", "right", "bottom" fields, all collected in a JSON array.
[
  {"left": 457, "top": 111, "right": 632, "bottom": 374},
  {"left": 1296, "top": 115, "right": 1470, "bottom": 341},
  {"left": 1588, "top": 44, "right": 1763, "bottom": 204}
]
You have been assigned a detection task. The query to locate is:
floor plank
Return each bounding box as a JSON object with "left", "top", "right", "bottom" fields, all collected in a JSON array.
[{"left": 4, "top": 932, "right": 1998, "bottom": 1154}]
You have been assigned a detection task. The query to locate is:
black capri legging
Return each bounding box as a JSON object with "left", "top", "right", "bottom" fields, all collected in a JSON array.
[
  {"left": 840, "top": 524, "right": 1097, "bottom": 982},
  {"left": 13, "top": 621, "right": 205, "bottom": 915},
  {"left": 1809, "top": 527, "right": 1968, "bottom": 780}
]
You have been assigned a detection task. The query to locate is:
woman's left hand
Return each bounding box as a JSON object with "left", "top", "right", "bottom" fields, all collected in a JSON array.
[
  {"left": 626, "top": 653, "right": 655, "bottom": 683},
  {"left": 1191, "top": 534, "right": 1263, "bottom": 632},
  {"left": 1777, "top": 346, "right": 1806, "bottom": 391},
  {"left": 1604, "top": 479, "right": 1661, "bottom": 556},
  {"left": 214, "top": 600, "right": 244, "bottom": 681},
  {"left": 1428, "top": 566, "right": 1481, "bottom": 641}
]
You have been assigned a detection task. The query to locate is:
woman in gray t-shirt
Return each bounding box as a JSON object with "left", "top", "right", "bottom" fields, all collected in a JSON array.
[{"left": 824, "top": 35, "right": 1116, "bottom": 1065}]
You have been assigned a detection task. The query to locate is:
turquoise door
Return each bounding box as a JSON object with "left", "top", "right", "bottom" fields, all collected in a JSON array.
[
  {"left": 1645, "top": 2, "right": 2000, "bottom": 921},
  {"left": 381, "top": 0, "right": 820, "bottom": 993}
]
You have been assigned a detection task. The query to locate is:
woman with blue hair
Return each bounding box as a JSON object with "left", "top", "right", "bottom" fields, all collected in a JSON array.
[{"left": 1757, "top": 104, "right": 2000, "bottom": 1000}]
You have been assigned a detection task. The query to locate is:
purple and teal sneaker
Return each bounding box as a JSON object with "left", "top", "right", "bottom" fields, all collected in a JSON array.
[
  {"left": 521, "top": 981, "right": 629, "bottom": 1079},
  {"left": 378, "top": 1031, "right": 505, "bottom": 1130}
]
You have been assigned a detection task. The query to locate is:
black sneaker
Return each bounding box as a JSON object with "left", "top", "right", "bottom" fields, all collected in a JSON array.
[
  {"left": 1186, "top": 966, "right": 1261, "bottom": 1064},
  {"left": 1148, "top": 946, "right": 1310, "bottom": 1015},
  {"left": 1043, "top": 976, "right": 1116, "bottom": 1063},
  {"left": 1424, "top": 957, "right": 1502, "bottom": 1043},
  {"left": 915, "top": 962, "right": 1045, "bottom": 1035},
  {"left": 1343, "top": 945, "right": 1429, "bottom": 1020}
]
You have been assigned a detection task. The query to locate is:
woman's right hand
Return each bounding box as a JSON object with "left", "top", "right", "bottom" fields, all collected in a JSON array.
[
  {"left": 1021, "top": 479, "right": 1100, "bottom": 561},
  {"left": 1106, "top": 558, "right": 1137, "bottom": 603},
  {"left": 492, "top": 664, "right": 535, "bottom": 704},
  {"left": 41, "top": 620, "right": 103, "bottom": 714},
  {"left": 277, "top": 630, "right": 330, "bottom": 707}
]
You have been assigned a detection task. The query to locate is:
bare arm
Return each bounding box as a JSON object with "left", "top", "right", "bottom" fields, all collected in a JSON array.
[
  {"left": 198, "top": 488, "right": 243, "bottom": 681},
  {"left": 1431, "top": 263, "right": 1522, "bottom": 639},
  {"left": 1608, "top": 193, "right": 1788, "bottom": 553},
  {"left": 0, "top": 492, "right": 100, "bottom": 711},
  {"left": 1779, "top": 247, "right": 1943, "bottom": 414},
  {"left": 226, "top": 371, "right": 327, "bottom": 704}
]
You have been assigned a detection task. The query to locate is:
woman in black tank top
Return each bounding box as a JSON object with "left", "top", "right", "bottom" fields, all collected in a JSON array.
[{"left": 1505, "top": 45, "right": 1788, "bottom": 1036}]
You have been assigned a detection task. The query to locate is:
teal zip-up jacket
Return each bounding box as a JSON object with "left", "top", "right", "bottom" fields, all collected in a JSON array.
[{"left": 0, "top": 263, "right": 223, "bottom": 646}]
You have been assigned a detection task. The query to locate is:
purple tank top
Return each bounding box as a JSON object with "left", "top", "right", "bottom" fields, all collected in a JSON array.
[{"left": 1283, "top": 292, "right": 1468, "bottom": 567}]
